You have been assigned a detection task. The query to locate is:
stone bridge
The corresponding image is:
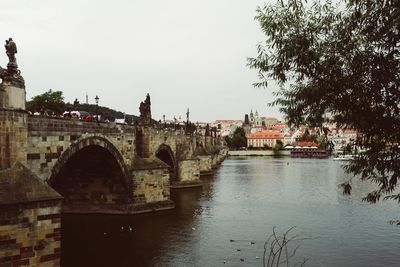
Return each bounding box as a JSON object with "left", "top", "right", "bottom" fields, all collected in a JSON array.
[
  {"left": 0, "top": 39, "right": 227, "bottom": 267},
  {"left": 0, "top": 57, "right": 227, "bottom": 215},
  {"left": 24, "top": 114, "right": 226, "bottom": 213}
]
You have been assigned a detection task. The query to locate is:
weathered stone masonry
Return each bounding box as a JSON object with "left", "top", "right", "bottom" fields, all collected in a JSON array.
[
  {"left": 0, "top": 109, "right": 27, "bottom": 170},
  {"left": 26, "top": 116, "right": 136, "bottom": 182},
  {"left": 0, "top": 163, "right": 62, "bottom": 267}
]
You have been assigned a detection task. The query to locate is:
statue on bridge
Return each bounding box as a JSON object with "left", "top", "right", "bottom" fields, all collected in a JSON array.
[
  {"left": 205, "top": 124, "right": 210, "bottom": 136},
  {"left": 5, "top": 38, "right": 17, "bottom": 67},
  {"left": 139, "top": 93, "right": 152, "bottom": 125},
  {"left": 0, "top": 38, "right": 24, "bottom": 88}
]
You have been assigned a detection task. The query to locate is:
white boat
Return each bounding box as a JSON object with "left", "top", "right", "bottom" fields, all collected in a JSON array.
[{"left": 333, "top": 154, "right": 355, "bottom": 161}]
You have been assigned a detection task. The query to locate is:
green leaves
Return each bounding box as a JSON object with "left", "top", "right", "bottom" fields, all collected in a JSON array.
[
  {"left": 249, "top": 0, "right": 400, "bottom": 202},
  {"left": 225, "top": 127, "right": 247, "bottom": 149},
  {"left": 26, "top": 89, "right": 66, "bottom": 114}
]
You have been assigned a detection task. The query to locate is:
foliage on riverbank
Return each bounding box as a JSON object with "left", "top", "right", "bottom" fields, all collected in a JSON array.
[
  {"left": 249, "top": 0, "right": 400, "bottom": 202},
  {"left": 225, "top": 127, "right": 247, "bottom": 149}
]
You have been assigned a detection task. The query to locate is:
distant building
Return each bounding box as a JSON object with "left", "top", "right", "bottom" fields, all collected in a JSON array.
[
  {"left": 264, "top": 117, "right": 279, "bottom": 126},
  {"left": 243, "top": 114, "right": 251, "bottom": 135},
  {"left": 327, "top": 128, "right": 358, "bottom": 150},
  {"left": 245, "top": 109, "right": 279, "bottom": 128},
  {"left": 212, "top": 120, "right": 243, "bottom": 137},
  {"left": 247, "top": 130, "right": 284, "bottom": 148}
]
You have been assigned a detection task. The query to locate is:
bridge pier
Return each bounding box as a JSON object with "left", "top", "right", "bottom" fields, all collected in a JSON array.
[
  {"left": 198, "top": 155, "right": 214, "bottom": 176},
  {"left": 130, "top": 157, "right": 175, "bottom": 212},
  {"left": 170, "top": 158, "right": 201, "bottom": 188}
]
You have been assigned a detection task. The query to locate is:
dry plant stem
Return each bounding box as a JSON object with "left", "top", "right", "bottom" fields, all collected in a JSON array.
[{"left": 263, "top": 226, "right": 310, "bottom": 267}]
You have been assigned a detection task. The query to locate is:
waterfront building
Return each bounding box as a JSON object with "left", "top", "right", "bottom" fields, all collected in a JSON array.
[
  {"left": 286, "top": 141, "right": 326, "bottom": 157},
  {"left": 247, "top": 130, "right": 284, "bottom": 148},
  {"left": 283, "top": 132, "right": 293, "bottom": 145},
  {"left": 327, "top": 128, "right": 358, "bottom": 151}
]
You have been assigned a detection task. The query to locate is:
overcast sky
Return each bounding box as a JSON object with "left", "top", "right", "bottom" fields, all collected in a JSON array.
[{"left": 1, "top": 0, "right": 281, "bottom": 122}]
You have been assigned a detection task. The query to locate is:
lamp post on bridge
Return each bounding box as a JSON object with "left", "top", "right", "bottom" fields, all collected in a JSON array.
[
  {"left": 163, "top": 114, "right": 166, "bottom": 129},
  {"left": 95, "top": 95, "right": 99, "bottom": 122},
  {"left": 186, "top": 108, "right": 190, "bottom": 135},
  {"left": 174, "top": 116, "right": 177, "bottom": 131}
]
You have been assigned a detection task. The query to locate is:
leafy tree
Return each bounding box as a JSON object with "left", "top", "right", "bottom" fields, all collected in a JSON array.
[
  {"left": 264, "top": 144, "right": 272, "bottom": 150},
  {"left": 273, "top": 140, "right": 283, "bottom": 154},
  {"left": 248, "top": 0, "right": 400, "bottom": 202},
  {"left": 225, "top": 127, "right": 247, "bottom": 149},
  {"left": 317, "top": 135, "right": 329, "bottom": 150},
  {"left": 27, "top": 90, "right": 140, "bottom": 123},
  {"left": 298, "top": 128, "right": 319, "bottom": 143},
  {"left": 27, "top": 89, "right": 65, "bottom": 114}
]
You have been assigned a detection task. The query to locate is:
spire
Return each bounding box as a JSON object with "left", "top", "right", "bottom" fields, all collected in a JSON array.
[{"left": 244, "top": 114, "right": 250, "bottom": 125}]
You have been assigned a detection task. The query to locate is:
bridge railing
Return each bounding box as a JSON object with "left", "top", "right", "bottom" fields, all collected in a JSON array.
[{"left": 27, "top": 115, "right": 137, "bottom": 135}]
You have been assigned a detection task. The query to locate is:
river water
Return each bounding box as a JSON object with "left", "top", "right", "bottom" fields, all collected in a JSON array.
[{"left": 62, "top": 157, "right": 400, "bottom": 267}]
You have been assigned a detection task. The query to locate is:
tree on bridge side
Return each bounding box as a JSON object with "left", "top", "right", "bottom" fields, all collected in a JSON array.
[
  {"left": 26, "top": 90, "right": 139, "bottom": 122},
  {"left": 248, "top": 0, "right": 400, "bottom": 203},
  {"left": 27, "top": 89, "right": 65, "bottom": 114}
]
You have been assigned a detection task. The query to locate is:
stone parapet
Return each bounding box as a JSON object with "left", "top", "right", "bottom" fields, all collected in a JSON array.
[
  {"left": 28, "top": 116, "right": 136, "bottom": 135},
  {"left": 26, "top": 117, "right": 136, "bottom": 181}
]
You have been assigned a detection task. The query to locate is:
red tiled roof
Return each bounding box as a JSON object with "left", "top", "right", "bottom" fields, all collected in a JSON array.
[
  {"left": 248, "top": 131, "right": 284, "bottom": 139},
  {"left": 215, "top": 120, "right": 243, "bottom": 123}
]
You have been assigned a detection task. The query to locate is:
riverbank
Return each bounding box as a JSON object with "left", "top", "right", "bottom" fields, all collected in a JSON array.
[{"left": 228, "top": 150, "right": 291, "bottom": 156}]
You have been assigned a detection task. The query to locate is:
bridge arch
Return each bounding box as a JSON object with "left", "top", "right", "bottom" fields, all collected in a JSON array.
[
  {"left": 155, "top": 144, "right": 177, "bottom": 182},
  {"left": 48, "top": 135, "right": 132, "bottom": 205}
]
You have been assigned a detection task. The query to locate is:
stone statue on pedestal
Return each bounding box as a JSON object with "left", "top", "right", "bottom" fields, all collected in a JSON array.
[
  {"left": 5, "top": 38, "right": 17, "bottom": 67},
  {"left": 205, "top": 124, "right": 210, "bottom": 136},
  {"left": 0, "top": 38, "right": 24, "bottom": 88},
  {"left": 139, "top": 93, "right": 152, "bottom": 125}
]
